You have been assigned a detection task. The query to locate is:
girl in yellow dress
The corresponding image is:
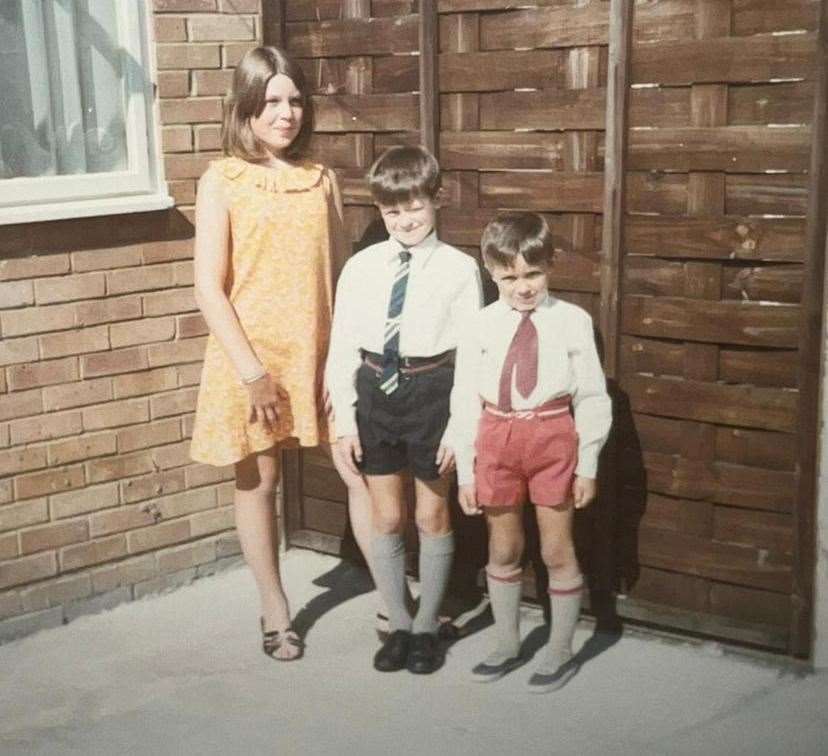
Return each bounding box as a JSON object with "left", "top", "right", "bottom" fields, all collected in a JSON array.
[{"left": 190, "top": 47, "right": 372, "bottom": 661}]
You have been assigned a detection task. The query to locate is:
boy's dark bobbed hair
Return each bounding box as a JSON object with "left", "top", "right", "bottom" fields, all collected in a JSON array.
[
  {"left": 481, "top": 211, "right": 555, "bottom": 269},
  {"left": 367, "top": 145, "right": 441, "bottom": 206}
]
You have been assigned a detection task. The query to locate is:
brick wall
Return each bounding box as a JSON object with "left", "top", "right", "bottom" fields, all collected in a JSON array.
[{"left": 0, "top": 0, "right": 262, "bottom": 642}]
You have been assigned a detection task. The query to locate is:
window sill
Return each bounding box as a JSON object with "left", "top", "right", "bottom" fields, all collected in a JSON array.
[{"left": 0, "top": 192, "right": 176, "bottom": 226}]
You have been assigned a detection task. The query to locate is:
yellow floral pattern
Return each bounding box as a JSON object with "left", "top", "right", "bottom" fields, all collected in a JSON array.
[{"left": 190, "top": 156, "right": 335, "bottom": 466}]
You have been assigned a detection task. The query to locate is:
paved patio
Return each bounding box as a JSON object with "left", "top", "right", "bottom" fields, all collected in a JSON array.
[{"left": 1, "top": 549, "right": 826, "bottom": 755}]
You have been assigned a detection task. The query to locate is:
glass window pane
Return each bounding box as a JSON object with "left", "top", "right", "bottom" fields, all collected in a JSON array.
[{"left": 0, "top": 0, "right": 128, "bottom": 180}]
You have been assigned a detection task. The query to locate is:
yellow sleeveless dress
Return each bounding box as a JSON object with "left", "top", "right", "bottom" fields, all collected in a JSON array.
[{"left": 190, "top": 156, "right": 336, "bottom": 466}]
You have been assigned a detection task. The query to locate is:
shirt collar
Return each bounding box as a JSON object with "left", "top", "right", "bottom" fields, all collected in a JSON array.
[{"left": 386, "top": 231, "right": 440, "bottom": 267}]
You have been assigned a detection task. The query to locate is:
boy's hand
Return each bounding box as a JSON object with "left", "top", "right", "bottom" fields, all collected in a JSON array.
[
  {"left": 435, "top": 444, "right": 455, "bottom": 476},
  {"left": 572, "top": 476, "right": 597, "bottom": 509},
  {"left": 337, "top": 435, "right": 363, "bottom": 476},
  {"left": 458, "top": 484, "right": 481, "bottom": 516}
]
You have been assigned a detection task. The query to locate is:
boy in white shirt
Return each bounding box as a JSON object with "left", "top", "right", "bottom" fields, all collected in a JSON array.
[
  {"left": 447, "top": 212, "right": 612, "bottom": 692},
  {"left": 326, "top": 146, "right": 482, "bottom": 674}
]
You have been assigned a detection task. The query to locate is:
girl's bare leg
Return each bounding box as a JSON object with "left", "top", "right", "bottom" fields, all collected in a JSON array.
[{"left": 234, "top": 446, "right": 299, "bottom": 660}]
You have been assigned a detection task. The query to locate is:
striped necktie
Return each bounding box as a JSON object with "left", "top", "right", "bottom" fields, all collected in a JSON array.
[{"left": 379, "top": 248, "right": 412, "bottom": 394}]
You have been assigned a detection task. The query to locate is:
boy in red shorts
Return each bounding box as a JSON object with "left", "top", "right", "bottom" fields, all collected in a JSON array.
[{"left": 446, "top": 212, "right": 612, "bottom": 692}]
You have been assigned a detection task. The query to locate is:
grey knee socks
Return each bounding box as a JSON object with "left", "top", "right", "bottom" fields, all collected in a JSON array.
[
  {"left": 540, "top": 573, "right": 584, "bottom": 671},
  {"left": 412, "top": 531, "right": 455, "bottom": 635},
  {"left": 485, "top": 567, "right": 523, "bottom": 662},
  {"left": 371, "top": 533, "right": 411, "bottom": 632}
]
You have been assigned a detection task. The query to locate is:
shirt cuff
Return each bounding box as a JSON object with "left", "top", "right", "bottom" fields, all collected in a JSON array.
[
  {"left": 575, "top": 444, "right": 599, "bottom": 479},
  {"left": 334, "top": 409, "right": 358, "bottom": 438},
  {"left": 455, "top": 445, "right": 475, "bottom": 487}
]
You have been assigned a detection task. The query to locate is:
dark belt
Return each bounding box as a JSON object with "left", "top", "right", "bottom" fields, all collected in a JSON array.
[{"left": 362, "top": 349, "right": 454, "bottom": 375}]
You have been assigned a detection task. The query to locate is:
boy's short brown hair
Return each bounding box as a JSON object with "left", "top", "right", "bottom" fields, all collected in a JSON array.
[
  {"left": 481, "top": 212, "right": 555, "bottom": 269},
  {"left": 223, "top": 46, "right": 314, "bottom": 161},
  {"left": 367, "top": 145, "right": 441, "bottom": 206}
]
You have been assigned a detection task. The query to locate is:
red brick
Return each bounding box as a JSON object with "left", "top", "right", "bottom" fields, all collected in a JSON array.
[
  {"left": 165, "top": 152, "right": 221, "bottom": 180},
  {"left": 174, "top": 262, "right": 194, "bottom": 286},
  {"left": 0, "top": 303, "right": 74, "bottom": 337},
  {"left": 34, "top": 273, "right": 105, "bottom": 304},
  {"left": 216, "top": 530, "right": 241, "bottom": 557},
  {"left": 107, "top": 265, "right": 176, "bottom": 296},
  {"left": 0, "top": 389, "right": 43, "bottom": 421},
  {"left": 154, "top": 0, "right": 217, "bottom": 11},
  {"left": 160, "top": 98, "right": 222, "bottom": 125},
  {"left": 150, "top": 387, "right": 199, "bottom": 419},
  {"left": 127, "top": 519, "right": 191, "bottom": 554},
  {"left": 185, "top": 462, "right": 234, "bottom": 488},
  {"left": 169, "top": 180, "right": 197, "bottom": 205},
  {"left": 60, "top": 535, "right": 127, "bottom": 571},
  {"left": 39, "top": 325, "right": 110, "bottom": 360},
  {"left": 157, "top": 487, "right": 216, "bottom": 519},
  {"left": 43, "top": 378, "right": 113, "bottom": 412},
  {"left": 156, "top": 43, "right": 221, "bottom": 70},
  {"left": 0, "top": 255, "right": 70, "bottom": 281},
  {"left": 86, "top": 451, "right": 155, "bottom": 484},
  {"left": 0, "top": 447, "right": 48, "bottom": 477},
  {"left": 113, "top": 367, "right": 178, "bottom": 399},
  {"left": 50, "top": 482, "right": 119, "bottom": 519},
  {"left": 0, "top": 423, "right": 8, "bottom": 447},
  {"left": 188, "top": 14, "right": 255, "bottom": 41},
  {"left": 121, "top": 469, "right": 186, "bottom": 504},
  {"left": 157, "top": 538, "right": 216, "bottom": 574},
  {"left": 151, "top": 441, "right": 192, "bottom": 470},
  {"left": 47, "top": 431, "right": 117, "bottom": 466},
  {"left": 217, "top": 481, "right": 235, "bottom": 506},
  {"left": 148, "top": 337, "right": 207, "bottom": 367},
  {"left": 82, "top": 398, "right": 150, "bottom": 431},
  {"left": 141, "top": 239, "right": 193, "bottom": 264},
  {"left": 75, "top": 295, "right": 142, "bottom": 327},
  {"left": 73, "top": 248, "right": 141, "bottom": 274},
  {"left": 8, "top": 357, "right": 78, "bottom": 391},
  {"left": 154, "top": 15, "right": 187, "bottom": 42},
  {"left": 177, "top": 362, "right": 203, "bottom": 386},
  {"left": 176, "top": 313, "right": 208, "bottom": 339},
  {"left": 0, "top": 589, "right": 23, "bottom": 620},
  {"left": 0, "top": 281, "right": 34, "bottom": 308},
  {"left": 9, "top": 410, "right": 82, "bottom": 445},
  {"left": 157, "top": 70, "right": 190, "bottom": 98},
  {"left": 20, "top": 573, "right": 92, "bottom": 611},
  {"left": 110, "top": 317, "right": 176, "bottom": 350},
  {"left": 82, "top": 347, "right": 150, "bottom": 378},
  {"left": 117, "top": 417, "right": 182, "bottom": 453},
  {"left": 219, "top": 0, "right": 260, "bottom": 12},
  {"left": 0, "top": 552, "right": 57, "bottom": 590},
  {"left": 194, "top": 124, "right": 223, "bottom": 151},
  {"left": 0, "top": 371, "right": 5, "bottom": 393},
  {"left": 0, "top": 335, "right": 38, "bottom": 367},
  {"left": 143, "top": 287, "right": 196, "bottom": 316},
  {"left": 192, "top": 69, "right": 232, "bottom": 96},
  {"left": 89, "top": 504, "right": 157, "bottom": 538},
  {"left": 162, "top": 124, "right": 193, "bottom": 152},
  {"left": 0, "top": 533, "right": 19, "bottom": 561},
  {"left": 91, "top": 554, "right": 156, "bottom": 593},
  {"left": 15, "top": 465, "right": 85, "bottom": 500},
  {"left": 20, "top": 519, "right": 89, "bottom": 555},
  {"left": 222, "top": 41, "right": 257, "bottom": 67},
  {"left": 190, "top": 505, "right": 234, "bottom": 537},
  {"left": 0, "top": 479, "right": 13, "bottom": 505}
]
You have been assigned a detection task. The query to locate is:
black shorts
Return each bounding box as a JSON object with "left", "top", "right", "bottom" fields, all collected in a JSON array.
[{"left": 355, "top": 360, "right": 453, "bottom": 480}]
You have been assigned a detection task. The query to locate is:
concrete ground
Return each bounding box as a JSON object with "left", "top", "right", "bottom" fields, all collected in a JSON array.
[{"left": 1, "top": 549, "right": 826, "bottom": 756}]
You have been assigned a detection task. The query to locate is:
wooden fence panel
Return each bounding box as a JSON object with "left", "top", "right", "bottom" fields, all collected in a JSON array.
[{"left": 617, "top": 0, "right": 818, "bottom": 651}]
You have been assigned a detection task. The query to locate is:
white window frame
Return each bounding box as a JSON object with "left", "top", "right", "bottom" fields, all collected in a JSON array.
[{"left": 0, "top": 0, "right": 172, "bottom": 225}]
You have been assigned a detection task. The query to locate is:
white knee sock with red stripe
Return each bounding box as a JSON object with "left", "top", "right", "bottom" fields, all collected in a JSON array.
[
  {"left": 485, "top": 566, "right": 523, "bottom": 661},
  {"left": 542, "top": 573, "right": 584, "bottom": 670}
]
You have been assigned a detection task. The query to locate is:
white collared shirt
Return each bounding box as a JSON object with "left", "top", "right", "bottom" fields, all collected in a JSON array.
[
  {"left": 326, "top": 233, "right": 483, "bottom": 437},
  {"left": 444, "top": 293, "right": 612, "bottom": 486}
]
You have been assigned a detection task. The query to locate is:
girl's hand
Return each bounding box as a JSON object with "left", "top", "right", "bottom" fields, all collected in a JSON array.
[
  {"left": 246, "top": 373, "right": 282, "bottom": 432},
  {"left": 572, "top": 476, "right": 597, "bottom": 509},
  {"left": 458, "top": 484, "right": 481, "bottom": 516},
  {"left": 435, "top": 444, "right": 456, "bottom": 476}
]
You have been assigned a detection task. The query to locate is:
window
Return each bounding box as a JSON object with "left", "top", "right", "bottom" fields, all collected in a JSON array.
[{"left": 0, "top": 0, "right": 172, "bottom": 224}]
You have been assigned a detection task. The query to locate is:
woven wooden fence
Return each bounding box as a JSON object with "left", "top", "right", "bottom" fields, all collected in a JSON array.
[{"left": 273, "top": 0, "right": 824, "bottom": 655}]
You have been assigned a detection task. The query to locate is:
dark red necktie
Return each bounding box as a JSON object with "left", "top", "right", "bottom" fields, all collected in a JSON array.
[{"left": 497, "top": 311, "right": 538, "bottom": 411}]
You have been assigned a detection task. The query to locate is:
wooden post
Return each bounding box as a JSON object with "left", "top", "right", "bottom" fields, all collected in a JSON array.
[
  {"left": 793, "top": 0, "right": 828, "bottom": 658},
  {"left": 419, "top": 0, "right": 440, "bottom": 158},
  {"left": 261, "top": 0, "right": 286, "bottom": 47},
  {"left": 599, "top": 0, "right": 633, "bottom": 379}
]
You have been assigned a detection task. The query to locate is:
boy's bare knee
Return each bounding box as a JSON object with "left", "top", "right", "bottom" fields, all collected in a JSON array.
[
  {"left": 373, "top": 510, "right": 405, "bottom": 535},
  {"left": 415, "top": 507, "right": 450, "bottom": 536},
  {"left": 541, "top": 541, "right": 577, "bottom": 574},
  {"left": 489, "top": 542, "right": 523, "bottom": 571}
]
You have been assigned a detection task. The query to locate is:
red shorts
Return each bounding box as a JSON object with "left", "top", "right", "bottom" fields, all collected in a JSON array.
[{"left": 474, "top": 396, "right": 577, "bottom": 508}]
